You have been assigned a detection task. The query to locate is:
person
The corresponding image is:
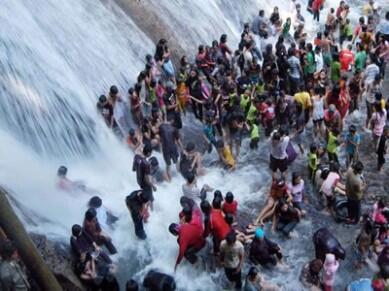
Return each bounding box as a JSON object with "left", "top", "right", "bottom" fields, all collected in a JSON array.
[
  {"left": 377, "top": 126, "right": 389, "bottom": 171},
  {"left": 344, "top": 125, "right": 360, "bottom": 167},
  {"left": 169, "top": 211, "right": 205, "bottom": 271},
  {"left": 287, "top": 172, "right": 306, "bottom": 213},
  {"left": 56, "top": 165, "right": 86, "bottom": 192},
  {"left": 88, "top": 196, "right": 118, "bottom": 230},
  {"left": 319, "top": 163, "right": 346, "bottom": 212},
  {"left": 324, "top": 105, "right": 342, "bottom": 133},
  {"left": 311, "top": 87, "right": 325, "bottom": 138},
  {"left": 126, "top": 128, "right": 142, "bottom": 151},
  {"left": 142, "top": 270, "right": 176, "bottom": 291},
  {"left": 216, "top": 139, "right": 236, "bottom": 170},
  {"left": 287, "top": 48, "right": 302, "bottom": 94},
  {"left": 181, "top": 172, "right": 211, "bottom": 201},
  {"left": 70, "top": 224, "right": 112, "bottom": 265},
  {"left": 322, "top": 253, "right": 339, "bottom": 291},
  {"left": 299, "top": 259, "right": 323, "bottom": 291},
  {"left": 132, "top": 143, "right": 156, "bottom": 204},
  {"left": 125, "top": 190, "right": 150, "bottom": 240},
  {"left": 179, "top": 142, "right": 204, "bottom": 179},
  {"left": 308, "top": 143, "right": 319, "bottom": 181},
  {"left": 369, "top": 102, "right": 387, "bottom": 149},
  {"left": 209, "top": 197, "right": 231, "bottom": 254},
  {"left": 222, "top": 192, "right": 238, "bottom": 218},
  {"left": 269, "top": 130, "right": 290, "bottom": 179},
  {"left": 159, "top": 116, "right": 182, "bottom": 181},
  {"left": 272, "top": 199, "right": 300, "bottom": 237},
  {"left": 244, "top": 266, "right": 280, "bottom": 291},
  {"left": 377, "top": 11, "right": 389, "bottom": 42},
  {"left": 96, "top": 94, "right": 115, "bottom": 128},
  {"left": 83, "top": 208, "right": 117, "bottom": 254},
  {"left": 313, "top": 228, "right": 346, "bottom": 262},
  {"left": 220, "top": 231, "right": 244, "bottom": 289},
  {"left": 346, "top": 161, "right": 365, "bottom": 224},
  {"left": 339, "top": 44, "right": 354, "bottom": 72},
  {"left": 249, "top": 228, "right": 283, "bottom": 267},
  {"left": 149, "top": 157, "right": 168, "bottom": 184},
  {"left": 326, "top": 128, "right": 340, "bottom": 163},
  {"left": 312, "top": 0, "right": 324, "bottom": 22},
  {"left": 0, "top": 241, "right": 30, "bottom": 291}
]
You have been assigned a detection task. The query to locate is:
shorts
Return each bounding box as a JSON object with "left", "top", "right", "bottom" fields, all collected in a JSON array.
[
  {"left": 325, "top": 194, "right": 335, "bottom": 208},
  {"left": 162, "top": 147, "right": 179, "bottom": 166},
  {"left": 231, "top": 130, "right": 243, "bottom": 146},
  {"left": 269, "top": 155, "right": 288, "bottom": 173},
  {"left": 313, "top": 118, "right": 323, "bottom": 125},
  {"left": 250, "top": 138, "right": 259, "bottom": 149},
  {"left": 378, "top": 153, "right": 386, "bottom": 166},
  {"left": 141, "top": 187, "right": 154, "bottom": 202},
  {"left": 293, "top": 201, "right": 304, "bottom": 210}
]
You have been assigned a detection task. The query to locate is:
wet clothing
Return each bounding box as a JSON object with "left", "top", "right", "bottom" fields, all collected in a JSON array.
[
  {"left": 83, "top": 218, "right": 117, "bottom": 254},
  {"left": 0, "top": 261, "right": 30, "bottom": 291},
  {"left": 159, "top": 123, "right": 180, "bottom": 166},
  {"left": 346, "top": 168, "right": 363, "bottom": 223},
  {"left": 132, "top": 154, "right": 151, "bottom": 190},
  {"left": 222, "top": 201, "right": 238, "bottom": 216},
  {"left": 210, "top": 209, "right": 230, "bottom": 242},
  {"left": 220, "top": 240, "right": 244, "bottom": 289},
  {"left": 179, "top": 152, "right": 196, "bottom": 179},
  {"left": 270, "top": 181, "right": 289, "bottom": 200},
  {"left": 126, "top": 191, "right": 147, "bottom": 239},
  {"left": 377, "top": 135, "right": 387, "bottom": 166},
  {"left": 275, "top": 206, "right": 300, "bottom": 236},
  {"left": 97, "top": 102, "right": 114, "bottom": 127},
  {"left": 300, "top": 262, "right": 321, "bottom": 289},
  {"left": 175, "top": 222, "right": 205, "bottom": 266},
  {"left": 250, "top": 237, "right": 281, "bottom": 266},
  {"left": 287, "top": 180, "right": 304, "bottom": 204}
]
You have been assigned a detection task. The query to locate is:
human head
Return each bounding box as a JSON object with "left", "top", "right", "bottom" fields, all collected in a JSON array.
[
  {"left": 349, "top": 124, "right": 357, "bottom": 134},
  {"left": 149, "top": 157, "right": 159, "bottom": 173},
  {"left": 292, "top": 172, "right": 301, "bottom": 186},
  {"left": 329, "top": 104, "right": 336, "bottom": 114},
  {"left": 180, "top": 196, "right": 194, "bottom": 211},
  {"left": 57, "top": 165, "right": 67, "bottom": 177},
  {"left": 142, "top": 143, "right": 153, "bottom": 157},
  {"left": 185, "top": 142, "right": 195, "bottom": 153},
  {"left": 89, "top": 196, "right": 102, "bottom": 208},
  {"left": 255, "top": 228, "right": 265, "bottom": 239},
  {"left": 247, "top": 266, "right": 259, "bottom": 280},
  {"left": 182, "top": 205, "right": 192, "bottom": 223},
  {"left": 98, "top": 94, "right": 107, "bottom": 104},
  {"left": 168, "top": 223, "right": 180, "bottom": 236},
  {"left": 310, "top": 143, "right": 317, "bottom": 154},
  {"left": 71, "top": 224, "right": 82, "bottom": 237},
  {"left": 126, "top": 279, "right": 139, "bottom": 291},
  {"left": 0, "top": 241, "right": 17, "bottom": 261},
  {"left": 109, "top": 85, "right": 118, "bottom": 96},
  {"left": 225, "top": 192, "right": 234, "bottom": 203},
  {"left": 226, "top": 231, "right": 237, "bottom": 245},
  {"left": 309, "top": 259, "right": 323, "bottom": 274},
  {"left": 200, "top": 200, "right": 211, "bottom": 215},
  {"left": 214, "top": 190, "right": 223, "bottom": 200},
  {"left": 324, "top": 253, "right": 337, "bottom": 269},
  {"left": 85, "top": 208, "right": 97, "bottom": 221},
  {"left": 352, "top": 161, "right": 364, "bottom": 174}
]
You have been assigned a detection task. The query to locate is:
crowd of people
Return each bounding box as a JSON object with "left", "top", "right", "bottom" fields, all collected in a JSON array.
[{"left": 2, "top": 0, "right": 389, "bottom": 290}]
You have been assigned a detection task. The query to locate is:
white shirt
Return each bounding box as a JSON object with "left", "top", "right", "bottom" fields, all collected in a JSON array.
[{"left": 315, "top": 52, "right": 324, "bottom": 73}]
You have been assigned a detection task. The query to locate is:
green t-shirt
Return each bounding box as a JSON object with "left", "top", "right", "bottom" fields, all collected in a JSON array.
[
  {"left": 240, "top": 94, "right": 250, "bottom": 111},
  {"left": 342, "top": 24, "right": 353, "bottom": 37},
  {"left": 282, "top": 22, "right": 291, "bottom": 36},
  {"left": 246, "top": 104, "right": 257, "bottom": 123},
  {"left": 304, "top": 52, "right": 316, "bottom": 75},
  {"left": 355, "top": 51, "right": 367, "bottom": 71},
  {"left": 250, "top": 124, "right": 260, "bottom": 139},
  {"left": 326, "top": 131, "right": 338, "bottom": 153},
  {"left": 330, "top": 61, "right": 341, "bottom": 82},
  {"left": 308, "top": 152, "right": 318, "bottom": 170}
]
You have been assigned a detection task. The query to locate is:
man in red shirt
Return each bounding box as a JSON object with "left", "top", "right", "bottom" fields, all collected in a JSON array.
[
  {"left": 339, "top": 44, "right": 355, "bottom": 72},
  {"left": 210, "top": 197, "right": 231, "bottom": 254},
  {"left": 169, "top": 207, "right": 205, "bottom": 271}
]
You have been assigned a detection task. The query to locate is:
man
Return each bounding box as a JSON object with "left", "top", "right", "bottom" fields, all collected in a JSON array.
[
  {"left": 96, "top": 94, "right": 115, "bottom": 128},
  {"left": 269, "top": 130, "right": 290, "bottom": 179},
  {"left": 294, "top": 89, "right": 312, "bottom": 124},
  {"left": 249, "top": 228, "right": 283, "bottom": 267},
  {"left": 354, "top": 43, "right": 367, "bottom": 71},
  {"left": 324, "top": 104, "right": 342, "bottom": 133},
  {"left": 346, "top": 161, "right": 365, "bottom": 224},
  {"left": 132, "top": 144, "right": 156, "bottom": 203},
  {"left": 126, "top": 190, "right": 150, "bottom": 239},
  {"left": 159, "top": 116, "right": 182, "bottom": 181},
  {"left": 287, "top": 49, "right": 302, "bottom": 94},
  {"left": 377, "top": 11, "right": 389, "bottom": 42},
  {"left": 0, "top": 241, "right": 30, "bottom": 291},
  {"left": 169, "top": 208, "right": 205, "bottom": 271},
  {"left": 220, "top": 231, "right": 244, "bottom": 289},
  {"left": 339, "top": 44, "right": 355, "bottom": 73}
]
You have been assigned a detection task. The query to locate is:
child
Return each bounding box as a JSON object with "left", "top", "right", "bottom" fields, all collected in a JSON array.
[
  {"left": 216, "top": 139, "right": 236, "bottom": 170},
  {"left": 320, "top": 163, "right": 346, "bottom": 213},
  {"left": 308, "top": 143, "right": 319, "bottom": 181},
  {"left": 345, "top": 124, "right": 360, "bottom": 167},
  {"left": 287, "top": 172, "right": 306, "bottom": 215},
  {"left": 222, "top": 192, "right": 238, "bottom": 218},
  {"left": 326, "top": 128, "right": 340, "bottom": 164},
  {"left": 377, "top": 126, "right": 389, "bottom": 172},
  {"left": 249, "top": 122, "right": 260, "bottom": 150},
  {"left": 323, "top": 253, "right": 339, "bottom": 291}
]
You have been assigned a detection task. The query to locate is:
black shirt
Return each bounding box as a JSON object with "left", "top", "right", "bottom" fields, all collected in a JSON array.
[
  {"left": 159, "top": 123, "right": 179, "bottom": 152},
  {"left": 132, "top": 154, "right": 151, "bottom": 189}
]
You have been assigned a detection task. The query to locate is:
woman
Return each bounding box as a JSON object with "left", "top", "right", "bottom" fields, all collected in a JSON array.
[
  {"left": 311, "top": 87, "right": 325, "bottom": 138},
  {"left": 369, "top": 101, "right": 387, "bottom": 148},
  {"left": 323, "top": 253, "right": 339, "bottom": 291}
]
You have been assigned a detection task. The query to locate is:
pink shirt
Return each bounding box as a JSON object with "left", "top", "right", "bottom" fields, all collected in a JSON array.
[{"left": 320, "top": 172, "right": 340, "bottom": 196}]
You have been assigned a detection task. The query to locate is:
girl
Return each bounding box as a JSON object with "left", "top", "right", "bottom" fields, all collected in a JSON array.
[
  {"left": 323, "top": 253, "right": 339, "bottom": 291},
  {"left": 369, "top": 101, "right": 387, "bottom": 149},
  {"left": 312, "top": 87, "right": 325, "bottom": 138}
]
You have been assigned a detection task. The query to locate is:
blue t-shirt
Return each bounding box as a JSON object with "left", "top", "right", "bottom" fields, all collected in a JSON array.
[
  {"left": 345, "top": 133, "right": 360, "bottom": 155},
  {"left": 203, "top": 124, "right": 216, "bottom": 143}
]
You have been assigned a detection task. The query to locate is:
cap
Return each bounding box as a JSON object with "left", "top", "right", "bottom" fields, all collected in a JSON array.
[
  {"left": 329, "top": 104, "right": 336, "bottom": 112},
  {"left": 255, "top": 228, "right": 265, "bottom": 239}
]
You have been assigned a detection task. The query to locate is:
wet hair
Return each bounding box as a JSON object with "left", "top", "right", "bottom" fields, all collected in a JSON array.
[
  {"left": 109, "top": 85, "right": 118, "bottom": 95},
  {"left": 310, "top": 143, "right": 317, "bottom": 153},
  {"left": 126, "top": 279, "right": 139, "bottom": 291},
  {"left": 225, "top": 213, "right": 234, "bottom": 225},
  {"left": 72, "top": 224, "right": 82, "bottom": 237},
  {"left": 168, "top": 223, "right": 179, "bottom": 236},
  {"left": 352, "top": 161, "right": 364, "bottom": 174},
  {"left": 0, "top": 241, "right": 16, "bottom": 260},
  {"left": 89, "top": 196, "right": 102, "bottom": 208},
  {"left": 142, "top": 143, "right": 153, "bottom": 156},
  {"left": 85, "top": 208, "right": 97, "bottom": 221},
  {"left": 149, "top": 157, "right": 159, "bottom": 168},
  {"left": 214, "top": 190, "right": 223, "bottom": 201},
  {"left": 349, "top": 124, "right": 357, "bottom": 132},
  {"left": 129, "top": 128, "right": 136, "bottom": 136},
  {"left": 225, "top": 192, "right": 234, "bottom": 203},
  {"left": 292, "top": 172, "right": 301, "bottom": 186},
  {"left": 212, "top": 197, "right": 223, "bottom": 209},
  {"left": 185, "top": 142, "right": 195, "bottom": 152},
  {"left": 182, "top": 205, "right": 192, "bottom": 223},
  {"left": 99, "top": 95, "right": 107, "bottom": 103},
  {"left": 200, "top": 200, "right": 212, "bottom": 215},
  {"left": 329, "top": 161, "right": 340, "bottom": 173},
  {"left": 226, "top": 230, "right": 237, "bottom": 244},
  {"left": 309, "top": 259, "right": 323, "bottom": 274},
  {"left": 180, "top": 196, "right": 194, "bottom": 210},
  {"left": 220, "top": 34, "right": 227, "bottom": 43}
]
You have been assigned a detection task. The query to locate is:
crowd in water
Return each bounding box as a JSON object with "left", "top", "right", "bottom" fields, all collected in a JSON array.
[{"left": 1, "top": 0, "right": 389, "bottom": 290}]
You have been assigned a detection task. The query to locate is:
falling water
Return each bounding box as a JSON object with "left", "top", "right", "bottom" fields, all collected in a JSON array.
[{"left": 0, "top": 0, "right": 388, "bottom": 290}]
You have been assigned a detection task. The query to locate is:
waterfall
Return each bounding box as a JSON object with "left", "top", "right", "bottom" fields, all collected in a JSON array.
[{"left": 1, "top": 0, "right": 387, "bottom": 289}]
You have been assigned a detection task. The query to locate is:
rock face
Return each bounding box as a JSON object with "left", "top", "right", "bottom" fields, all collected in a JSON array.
[{"left": 30, "top": 233, "right": 85, "bottom": 291}]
